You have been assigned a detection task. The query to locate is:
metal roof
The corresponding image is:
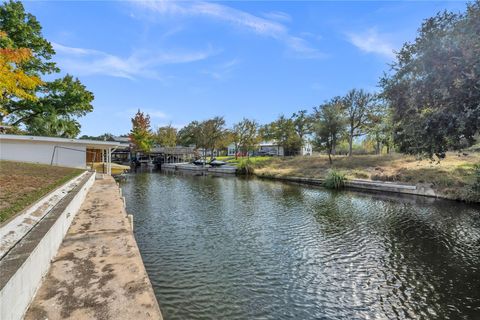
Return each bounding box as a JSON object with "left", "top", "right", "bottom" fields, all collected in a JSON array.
[{"left": 0, "top": 134, "right": 121, "bottom": 149}]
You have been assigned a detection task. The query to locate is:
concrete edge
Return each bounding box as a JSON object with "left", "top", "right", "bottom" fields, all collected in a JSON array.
[
  {"left": 0, "top": 172, "right": 95, "bottom": 320},
  {"left": 119, "top": 184, "right": 162, "bottom": 318},
  {"left": 0, "top": 171, "right": 89, "bottom": 228},
  {"left": 0, "top": 171, "right": 90, "bottom": 259},
  {"left": 256, "top": 174, "right": 457, "bottom": 201}
]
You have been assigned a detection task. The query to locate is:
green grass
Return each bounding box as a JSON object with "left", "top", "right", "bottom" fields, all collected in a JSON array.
[
  {"left": 0, "top": 161, "right": 84, "bottom": 223},
  {"left": 216, "top": 156, "right": 274, "bottom": 166},
  {"left": 323, "top": 169, "right": 347, "bottom": 189},
  {"left": 252, "top": 153, "right": 480, "bottom": 201}
]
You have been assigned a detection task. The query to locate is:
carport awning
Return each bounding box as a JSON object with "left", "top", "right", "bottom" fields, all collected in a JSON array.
[{"left": 0, "top": 134, "right": 121, "bottom": 149}]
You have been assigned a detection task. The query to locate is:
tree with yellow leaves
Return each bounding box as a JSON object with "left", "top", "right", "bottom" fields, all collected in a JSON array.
[
  {"left": 0, "top": 31, "right": 43, "bottom": 120},
  {"left": 0, "top": 1, "right": 94, "bottom": 137}
]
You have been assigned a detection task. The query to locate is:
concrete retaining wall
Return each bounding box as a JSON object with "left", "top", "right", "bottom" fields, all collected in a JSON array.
[
  {"left": 257, "top": 174, "right": 443, "bottom": 199},
  {"left": 162, "top": 163, "right": 237, "bottom": 174},
  {"left": 0, "top": 172, "right": 95, "bottom": 320}
]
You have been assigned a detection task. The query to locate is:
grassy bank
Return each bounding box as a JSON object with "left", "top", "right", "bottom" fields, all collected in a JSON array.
[
  {"left": 248, "top": 153, "right": 480, "bottom": 201},
  {"left": 0, "top": 161, "right": 84, "bottom": 223}
]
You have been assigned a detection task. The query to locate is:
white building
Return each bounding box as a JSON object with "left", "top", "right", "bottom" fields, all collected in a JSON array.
[
  {"left": 301, "top": 141, "right": 313, "bottom": 156},
  {"left": 0, "top": 134, "right": 120, "bottom": 174},
  {"left": 258, "top": 141, "right": 285, "bottom": 156},
  {"left": 227, "top": 140, "right": 313, "bottom": 157}
]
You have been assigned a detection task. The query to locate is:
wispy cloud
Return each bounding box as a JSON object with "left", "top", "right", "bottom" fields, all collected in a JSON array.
[
  {"left": 346, "top": 28, "right": 396, "bottom": 59},
  {"left": 262, "top": 11, "right": 291, "bottom": 22},
  {"left": 201, "top": 58, "right": 240, "bottom": 80},
  {"left": 52, "top": 42, "right": 217, "bottom": 79},
  {"left": 132, "top": 0, "right": 324, "bottom": 59}
]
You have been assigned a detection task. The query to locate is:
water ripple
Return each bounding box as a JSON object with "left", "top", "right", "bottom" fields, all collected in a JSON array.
[{"left": 122, "top": 172, "right": 480, "bottom": 320}]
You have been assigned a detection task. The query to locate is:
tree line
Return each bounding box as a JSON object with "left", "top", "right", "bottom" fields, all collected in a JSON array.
[
  {"left": 127, "top": 1, "right": 480, "bottom": 161},
  {"left": 2, "top": 1, "right": 479, "bottom": 160},
  {"left": 130, "top": 89, "right": 391, "bottom": 163}
]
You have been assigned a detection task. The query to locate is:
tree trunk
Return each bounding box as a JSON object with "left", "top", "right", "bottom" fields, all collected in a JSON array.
[
  {"left": 376, "top": 141, "right": 380, "bottom": 155},
  {"left": 348, "top": 132, "right": 353, "bottom": 157},
  {"left": 332, "top": 135, "right": 337, "bottom": 155}
]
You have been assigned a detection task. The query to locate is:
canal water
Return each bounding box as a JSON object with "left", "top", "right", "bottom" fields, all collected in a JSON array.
[{"left": 122, "top": 171, "right": 480, "bottom": 320}]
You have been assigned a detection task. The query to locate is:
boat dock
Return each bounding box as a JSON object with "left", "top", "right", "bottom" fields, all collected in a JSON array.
[{"left": 162, "top": 162, "right": 237, "bottom": 174}]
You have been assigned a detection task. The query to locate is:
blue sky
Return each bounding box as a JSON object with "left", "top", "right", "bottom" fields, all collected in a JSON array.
[{"left": 23, "top": 0, "right": 467, "bottom": 136}]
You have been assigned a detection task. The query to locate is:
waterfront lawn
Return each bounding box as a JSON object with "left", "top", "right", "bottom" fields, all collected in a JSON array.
[
  {"left": 252, "top": 152, "right": 480, "bottom": 199},
  {"left": 0, "top": 161, "right": 83, "bottom": 223},
  {"left": 216, "top": 156, "right": 274, "bottom": 166}
]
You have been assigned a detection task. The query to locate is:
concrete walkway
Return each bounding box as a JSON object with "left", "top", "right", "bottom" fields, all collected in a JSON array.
[{"left": 24, "top": 176, "right": 162, "bottom": 320}]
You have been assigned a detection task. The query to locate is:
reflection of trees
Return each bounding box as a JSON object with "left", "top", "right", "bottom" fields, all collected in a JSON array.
[{"left": 308, "top": 191, "right": 362, "bottom": 235}]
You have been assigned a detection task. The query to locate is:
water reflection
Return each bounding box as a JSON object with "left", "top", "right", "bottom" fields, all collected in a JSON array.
[{"left": 122, "top": 171, "right": 480, "bottom": 320}]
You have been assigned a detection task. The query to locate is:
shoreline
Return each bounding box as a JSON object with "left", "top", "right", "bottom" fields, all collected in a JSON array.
[
  {"left": 254, "top": 173, "right": 475, "bottom": 203},
  {"left": 24, "top": 174, "right": 162, "bottom": 319},
  {"left": 0, "top": 173, "right": 162, "bottom": 320}
]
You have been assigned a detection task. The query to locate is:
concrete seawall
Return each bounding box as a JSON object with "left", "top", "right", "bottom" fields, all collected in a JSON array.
[
  {"left": 256, "top": 174, "right": 450, "bottom": 200},
  {"left": 0, "top": 172, "right": 96, "bottom": 320},
  {"left": 23, "top": 175, "right": 162, "bottom": 319}
]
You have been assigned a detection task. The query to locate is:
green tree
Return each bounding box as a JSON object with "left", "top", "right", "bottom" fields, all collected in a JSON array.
[
  {"left": 380, "top": 1, "right": 480, "bottom": 159},
  {"left": 178, "top": 118, "right": 227, "bottom": 159},
  {"left": 232, "top": 118, "right": 259, "bottom": 158},
  {"left": 8, "top": 75, "right": 93, "bottom": 137},
  {"left": 268, "top": 115, "right": 302, "bottom": 156},
  {"left": 130, "top": 110, "right": 154, "bottom": 153},
  {"left": 343, "top": 89, "right": 377, "bottom": 157},
  {"left": 0, "top": 0, "right": 57, "bottom": 75},
  {"left": 199, "top": 117, "right": 227, "bottom": 160},
  {"left": 366, "top": 103, "right": 394, "bottom": 155},
  {"left": 312, "top": 98, "right": 346, "bottom": 164},
  {"left": 25, "top": 112, "right": 81, "bottom": 138},
  {"left": 0, "top": 1, "right": 93, "bottom": 135},
  {"left": 156, "top": 124, "right": 177, "bottom": 147},
  {"left": 0, "top": 31, "right": 43, "bottom": 118},
  {"left": 291, "top": 110, "right": 312, "bottom": 142},
  {"left": 177, "top": 121, "right": 200, "bottom": 147}
]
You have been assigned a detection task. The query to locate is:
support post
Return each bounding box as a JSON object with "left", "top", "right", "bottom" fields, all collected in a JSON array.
[{"left": 107, "top": 148, "right": 112, "bottom": 175}]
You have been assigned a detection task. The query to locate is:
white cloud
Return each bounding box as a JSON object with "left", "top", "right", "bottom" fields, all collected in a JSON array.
[
  {"left": 262, "top": 11, "right": 291, "bottom": 22},
  {"left": 52, "top": 42, "right": 217, "bottom": 79},
  {"left": 201, "top": 58, "right": 240, "bottom": 80},
  {"left": 346, "top": 28, "right": 396, "bottom": 59},
  {"left": 132, "top": 0, "right": 324, "bottom": 59}
]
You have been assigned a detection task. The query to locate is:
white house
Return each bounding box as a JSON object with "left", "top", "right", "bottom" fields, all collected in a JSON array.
[
  {"left": 227, "top": 140, "right": 313, "bottom": 157},
  {"left": 301, "top": 141, "right": 313, "bottom": 156},
  {"left": 258, "top": 141, "right": 285, "bottom": 156},
  {"left": 0, "top": 134, "right": 120, "bottom": 174}
]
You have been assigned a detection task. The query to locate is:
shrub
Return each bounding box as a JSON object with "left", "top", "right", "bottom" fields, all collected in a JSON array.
[
  {"left": 463, "top": 164, "right": 480, "bottom": 202},
  {"left": 237, "top": 159, "right": 255, "bottom": 175},
  {"left": 323, "top": 169, "right": 347, "bottom": 189}
]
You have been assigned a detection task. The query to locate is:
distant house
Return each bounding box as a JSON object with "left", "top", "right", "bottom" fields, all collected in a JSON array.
[
  {"left": 227, "top": 144, "right": 237, "bottom": 157},
  {"left": 227, "top": 140, "right": 313, "bottom": 157},
  {"left": 258, "top": 141, "right": 285, "bottom": 156},
  {"left": 301, "top": 141, "right": 313, "bottom": 156},
  {"left": 227, "top": 144, "right": 249, "bottom": 157},
  {"left": 0, "top": 134, "right": 120, "bottom": 174}
]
